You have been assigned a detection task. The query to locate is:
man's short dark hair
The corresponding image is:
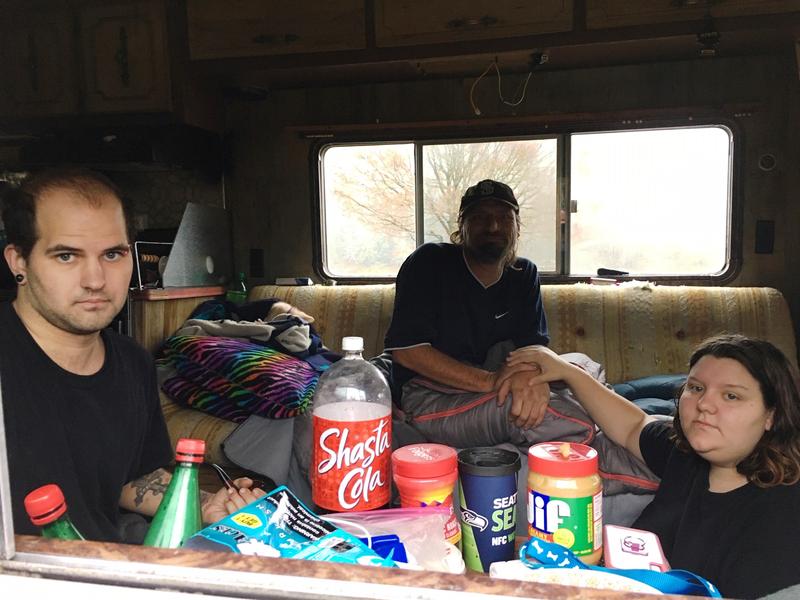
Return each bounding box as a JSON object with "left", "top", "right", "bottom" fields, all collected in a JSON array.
[{"left": 1, "top": 168, "right": 135, "bottom": 259}]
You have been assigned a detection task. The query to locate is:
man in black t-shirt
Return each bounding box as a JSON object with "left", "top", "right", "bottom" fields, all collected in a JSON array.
[
  {"left": 0, "top": 168, "right": 262, "bottom": 542},
  {"left": 384, "top": 180, "right": 552, "bottom": 447}
]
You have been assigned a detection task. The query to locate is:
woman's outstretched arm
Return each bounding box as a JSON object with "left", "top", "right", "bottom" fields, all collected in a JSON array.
[{"left": 507, "top": 345, "right": 656, "bottom": 461}]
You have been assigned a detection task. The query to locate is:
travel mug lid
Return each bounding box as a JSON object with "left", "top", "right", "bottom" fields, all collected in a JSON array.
[
  {"left": 24, "top": 483, "right": 67, "bottom": 526},
  {"left": 457, "top": 447, "right": 521, "bottom": 477},
  {"left": 392, "top": 444, "right": 457, "bottom": 478},
  {"left": 176, "top": 438, "right": 206, "bottom": 463},
  {"left": 528, "top": 442, "right": 598, "bottom": 477}
]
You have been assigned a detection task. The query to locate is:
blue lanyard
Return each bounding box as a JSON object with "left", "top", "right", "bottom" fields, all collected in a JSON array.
[{"left": 519, "top": 537, "right": 722, "bottom": 597}]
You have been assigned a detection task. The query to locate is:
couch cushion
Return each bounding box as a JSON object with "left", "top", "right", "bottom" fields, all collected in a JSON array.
[
  {"left": 161, "top": 282, "right": 795, "bottom": 466},
  {"left": 160, "top": 390, "right": 237, "bottom": 466},
  {"left": 250, "top": 283, "right": 796, "bottom": 382},
  {"left": 542, "top": 283, "right": 796, "bottom": 382},
  {"left": 249, "top": 284, "right": 396, "bottom": 359}
]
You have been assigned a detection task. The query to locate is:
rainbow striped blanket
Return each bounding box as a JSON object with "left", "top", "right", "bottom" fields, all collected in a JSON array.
[{"left": 160, "top": 334, "right": 318, "bottom": 421}]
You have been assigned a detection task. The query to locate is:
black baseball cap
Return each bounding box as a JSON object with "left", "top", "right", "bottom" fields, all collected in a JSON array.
[{"left": 459, "top": 179, "right": 519, "bottom": 215}]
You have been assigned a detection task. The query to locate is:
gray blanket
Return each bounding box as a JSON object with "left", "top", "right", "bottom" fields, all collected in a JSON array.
[{"left": 399, "top": 349, "right": 659, "bottom": 496}]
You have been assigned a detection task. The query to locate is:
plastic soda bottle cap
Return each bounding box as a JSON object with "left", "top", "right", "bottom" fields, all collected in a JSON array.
[
  {"left": 175, "top": 438, "right": 206, "bottom": 463},
  {"left": 24, "top": 484, "right": 68, "bottom": 526},
  {"left": 341, "top": 336, "right": 364, "bottom": 352}
]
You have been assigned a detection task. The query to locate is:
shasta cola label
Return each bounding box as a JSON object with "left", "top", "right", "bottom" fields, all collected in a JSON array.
[{"left": 312, "top": 413, "right": 392, "bottom": 511}]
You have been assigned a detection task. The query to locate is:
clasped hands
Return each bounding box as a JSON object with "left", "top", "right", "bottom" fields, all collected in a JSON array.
[
  {"left": 492, "top": 351, "right": 551, "bottom": 430},
  {"left": 495, "top": 344, "right": 584, "bottom": 431}
]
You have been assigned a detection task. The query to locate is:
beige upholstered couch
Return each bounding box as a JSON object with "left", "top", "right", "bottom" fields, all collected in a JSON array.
[{"left": 160, "top": 283, "right": 797, "bottom": 465}]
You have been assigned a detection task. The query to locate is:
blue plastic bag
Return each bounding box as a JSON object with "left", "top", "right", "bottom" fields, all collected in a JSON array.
[{"left": 520, "top": 537, "right": 721, "bottom": 597}]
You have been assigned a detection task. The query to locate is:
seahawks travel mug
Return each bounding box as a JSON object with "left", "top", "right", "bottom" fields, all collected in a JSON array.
[{"left": 457, "top": 447, "right": 521, "bottom": 572}]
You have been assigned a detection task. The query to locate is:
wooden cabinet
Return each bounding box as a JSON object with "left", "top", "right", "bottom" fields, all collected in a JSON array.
[
  {"left": 0, "top": 1, "right": 170, "bottom": 117},
  {"left": 0, "top": 0, "right": 220, "bottom": 129},
  {"left": 374, "top": 0, "right": 573, "bottom": 47},
  {"left": 130, "top": 286, "right": 225, "bottom": 354},
  {"left": 0, "top": 7, "right": 79, "bottom": 117},
  {"left": 187, "top": 0, "right": 366, "bottom": 60},
  {"left": 587, "top": 0, "right": 800, "bottom": 30},
  {"left": 80, "top": 1, "right": 171, "bottom": 113}
]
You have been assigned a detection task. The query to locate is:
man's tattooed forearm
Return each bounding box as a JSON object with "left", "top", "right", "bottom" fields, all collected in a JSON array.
[{"left": 131, "top": 468, "right": 170, "bottom": 507}]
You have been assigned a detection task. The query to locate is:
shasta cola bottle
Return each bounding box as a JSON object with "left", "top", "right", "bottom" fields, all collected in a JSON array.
[
  {"left": 143, "top": 438, "right": 204, "bottom": 548},
  {"left": 311, "top": 336, "right": 392, "bottom": 512},
  {"left": 24, "top": 483, "right": 85, "bottom": 540}
]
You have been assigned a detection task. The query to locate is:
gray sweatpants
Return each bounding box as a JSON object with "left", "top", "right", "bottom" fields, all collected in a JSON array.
[{"left": 399, "top": 343, "right": 659, "bottom": 496}]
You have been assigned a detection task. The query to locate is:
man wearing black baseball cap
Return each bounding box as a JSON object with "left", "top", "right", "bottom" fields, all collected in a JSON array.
[
  {"left": 455, "top": 179, "right": 520, "bottom": 270},
  {"left": 459, "top": 179, "right": 519, "bottom": 212},
  {"left": 383, "top": 179, "right": 557, "bottom": 449}
]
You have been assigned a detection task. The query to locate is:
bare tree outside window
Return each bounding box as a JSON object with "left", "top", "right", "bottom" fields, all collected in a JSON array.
[
  {"left": 323, "top": 144, "right": 416, "bottom": 277},
  {"left": 319, "top": 127, "right": 731, "bottom": 279},
  {"left": 422, "top": 139, "right": 557, "bottom": 270},
  {"left": 322, "top": 139, "right": 557, "bottom": 277}
]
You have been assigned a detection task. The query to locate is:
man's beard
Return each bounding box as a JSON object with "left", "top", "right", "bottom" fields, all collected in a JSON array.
[
  {"left": 464, "top": 239, "right": 510, "bottom": 264},
  {"left": 24, "top": 275, "right": 120, "bottom": 335}
]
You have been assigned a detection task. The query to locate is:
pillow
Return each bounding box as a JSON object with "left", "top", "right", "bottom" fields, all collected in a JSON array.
[
  {"left": 612, "top": 375, "right": 684, "bottom": 416},
  {"left": 612, "top": 374, "right": 686, "bottom": 400},
  {"left": 632, "top": 398, "right": 676, "bottom": 416}
]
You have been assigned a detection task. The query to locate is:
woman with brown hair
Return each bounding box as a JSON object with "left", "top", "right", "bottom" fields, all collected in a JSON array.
[{"left": 508, "top": 334, "right": 800, "bottom": 599}]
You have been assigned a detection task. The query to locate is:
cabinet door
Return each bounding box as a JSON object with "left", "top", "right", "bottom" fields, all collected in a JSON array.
[
  {"left": 587, "top": 0, "right": 800, "bottom": 29},
  {"left": 0, "top": 8, "right": 78, "bottom": 116},
  {"left": 375, "top": 0, "right": 573, "bottom": 47},
  {"left": 187, "top": 0, "right": 365, "bottom": 60},
  {"left": 80, "top": 0, "right": 170, "bottom": 113}
]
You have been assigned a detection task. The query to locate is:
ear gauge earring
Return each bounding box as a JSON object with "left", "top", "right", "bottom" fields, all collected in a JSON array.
[{"left": 14, "top": 273, "right": 24, "bottom": 284}]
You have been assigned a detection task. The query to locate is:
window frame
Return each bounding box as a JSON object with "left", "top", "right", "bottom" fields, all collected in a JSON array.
[{"left": 311, "top": 116, "right": 742, "bottom": 285}]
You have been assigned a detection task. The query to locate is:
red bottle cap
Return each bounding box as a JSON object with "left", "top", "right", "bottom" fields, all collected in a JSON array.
[
  {"left": 24, "top": 484, "right": 67, "bottom": 526},
  {"left": 529, "top": 442, "right": 598, "bottom": 477},
  {"left": 392, "top": 443, "right": 457, "bottom": 478},
  {"left": 175, "top": 438, "right": 206, "bottom": 463}
]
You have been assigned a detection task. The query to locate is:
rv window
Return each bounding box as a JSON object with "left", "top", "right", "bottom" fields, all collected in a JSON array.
[
  {"left": 569, "top": 127, "right": 731, "bottom": 276},
  {"left": 317, "top": 125, "right": 732, "bottom": 280}
]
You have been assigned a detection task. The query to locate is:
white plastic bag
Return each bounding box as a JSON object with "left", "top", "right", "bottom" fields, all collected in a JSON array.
[{"left": 325, "top": 507, "right": 465, "bottom": 574}]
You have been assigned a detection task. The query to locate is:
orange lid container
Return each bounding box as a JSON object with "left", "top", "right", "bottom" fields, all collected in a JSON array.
[
  {"left": 392, "top": 443, "right": 457, "bottom": 479},
  {"left": 528, "top": 442, "right": 598, "bottom": 477}
]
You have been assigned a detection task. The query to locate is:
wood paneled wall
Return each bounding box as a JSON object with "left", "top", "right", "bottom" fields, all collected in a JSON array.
[
  {"left": 224, "top": 53, "right": 800, "bottom": 345},
  {"left": 131, "top": 292, "right": 223, "bottom": 354}
]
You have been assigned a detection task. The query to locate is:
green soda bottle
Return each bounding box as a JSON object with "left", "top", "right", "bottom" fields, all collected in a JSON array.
[
  {"left": 24, "top": 483, "right": 85, "bottom": 540},
  {"left": 226, "top": 271, "right": 247, "bottom": 303},
  {"left": 143, "top": 438, "right": 205, "bottom": 548}
]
